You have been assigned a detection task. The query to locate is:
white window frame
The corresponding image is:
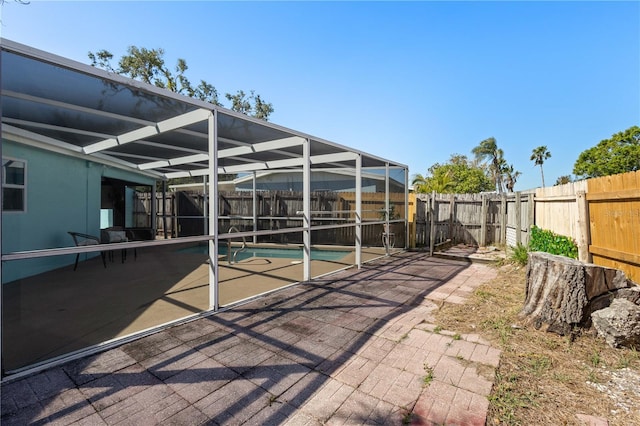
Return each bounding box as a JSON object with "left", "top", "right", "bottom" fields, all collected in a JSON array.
[{"left": 2, "top": 156, "right": 27, "bottom": 213}]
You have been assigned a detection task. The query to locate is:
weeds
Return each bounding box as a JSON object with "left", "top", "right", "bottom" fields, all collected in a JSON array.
[
  {"left": 489, "top": 373, "right": 538, "bottom": 424},
  {"left": 475, "top": 289, "right": 494, "bottom": 301},
  {"left": 481, "top": 316, "right": 513, "bottom": 346},
  {"left": 552, "top": 372, "right": 571, "bottom": 383},
  {"left": 615, "top": 348, "right": 639, "bottom": 369},
  {"left": 525, "top": 353, "right": 552, "bottom": 377},
  {"left": 267, "top": 394, "right": 278, "bottom": 406},
  {"left": 509, "top": 243, "right": 529, "bottom": 266},
  {"left": 587, "top": 370, "right": 601, "bottom": 384},
  {"left": 422, "top": 364, "right": 434, "bottom": 386}
]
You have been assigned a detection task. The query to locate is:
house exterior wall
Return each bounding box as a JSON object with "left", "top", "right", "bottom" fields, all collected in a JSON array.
[{"left": 1, "top": 138, "right": 155, "bottom": 283}]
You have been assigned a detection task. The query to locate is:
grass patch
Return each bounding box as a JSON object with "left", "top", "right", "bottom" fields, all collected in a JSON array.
[
  {"left": 509, "top": 243, "right": 529, "bottom": 266},
  {"left": 434, "top": 264, "right": 640, "bottom": 425},
  {"left": 489, "top": 373, "right": 538, "bottom": 424},
  {"left": 615, "top": 347, "right": 639, "bottom": 369}
]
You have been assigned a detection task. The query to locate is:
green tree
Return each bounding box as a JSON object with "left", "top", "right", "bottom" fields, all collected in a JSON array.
[
  {"left": 225, "top": 90, "right": 274, "bottom": 121},
  {"left": 530, "top": 146, "right": 551, "bottom": 187},
  {"left": 412, "top": 155, "right": 493, "bottom": 194},
  {"left": 554, "top": 175, "right": 573, "bottom": 186},
  {"left": 88, "top": 47, "right": 274, "bottom": 120},
  {"left": 472, "top": 137, "right": 505, "bottom": 193},
  {"left": 573, "top": 126, "right": 640, "bottom": 178}
]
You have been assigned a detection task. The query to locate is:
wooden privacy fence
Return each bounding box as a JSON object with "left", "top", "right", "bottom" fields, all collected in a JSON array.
[
  {"left": 133, "top": 190, "right": 406, "bottom": 247},
  {"left": 535, "top": 171, "right": 640, "bottom": 283},
  {"left": 534, "top": 181, "right": 590, "bottom": 261},
  {"left": 131, "top": 171, "right": 639, "bottom": 283},
  {"left": 413, "top": 192, "right": 534, "bottom": 252}
]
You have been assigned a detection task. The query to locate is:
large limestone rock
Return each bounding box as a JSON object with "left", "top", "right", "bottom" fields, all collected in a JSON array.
[
  {"left": 520, "top": 252, "right": 634, "bottom": 335},
  {"left": 591, "top": 299, "right": 640, "bottom": 348}
]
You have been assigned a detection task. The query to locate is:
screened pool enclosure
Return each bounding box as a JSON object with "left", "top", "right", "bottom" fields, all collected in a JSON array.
[{"left": 0, "top": 39, "right": 408, "bottom": 377}]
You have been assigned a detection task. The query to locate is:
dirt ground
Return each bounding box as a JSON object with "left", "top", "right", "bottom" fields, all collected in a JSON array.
[{"left": 434, "top": 262, "right": 640, "bottom": 426}]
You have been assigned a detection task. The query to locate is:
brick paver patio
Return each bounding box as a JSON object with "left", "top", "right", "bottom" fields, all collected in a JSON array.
[{"left": 2, "top": 252, "right": 500, "bottom": 425}]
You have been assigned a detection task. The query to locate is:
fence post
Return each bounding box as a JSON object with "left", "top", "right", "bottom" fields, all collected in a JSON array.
[
  {"left": 500, "top": 194, "right": 507, "bottom": 245},
  {"left": 527, "top": 193, "right": 535, "bottom": 246},
  {"left": 480, "top": 195, "right": 487, "bottom": 247},
  {"left": 576, "top": 190, "right": 592, "bottom": 263},
  {"left": 449, "top": 194, "right": 455, "bottom": 243},
  {"left": 429, "top": 191, "right": 436, "bottom": 256},
  {"left": 515, "top": 192, "right": 522, "bottom": 245}
]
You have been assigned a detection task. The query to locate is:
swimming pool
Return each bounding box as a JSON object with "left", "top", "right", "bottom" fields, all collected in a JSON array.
[{"left": 179, "top": 244, "right": 349, "bottom": 262}]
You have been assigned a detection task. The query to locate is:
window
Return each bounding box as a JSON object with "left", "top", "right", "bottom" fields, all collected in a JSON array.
[{"left": 3, "top": 158, "right": 26, "bottom": 212}]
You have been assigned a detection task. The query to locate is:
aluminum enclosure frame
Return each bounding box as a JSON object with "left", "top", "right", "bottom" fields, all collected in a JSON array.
[{"left": 0, "top": 39, "right": 408, "bottom": 378}]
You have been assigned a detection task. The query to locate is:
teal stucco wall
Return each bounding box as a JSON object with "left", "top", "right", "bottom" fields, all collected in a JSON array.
[{"left": 2, "top": 139, "right": 156, "bottom": 283}]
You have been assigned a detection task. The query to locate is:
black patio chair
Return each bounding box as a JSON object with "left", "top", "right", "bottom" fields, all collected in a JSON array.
[{"left": 68, "top": 231, "right": 107, "bottom": 271}]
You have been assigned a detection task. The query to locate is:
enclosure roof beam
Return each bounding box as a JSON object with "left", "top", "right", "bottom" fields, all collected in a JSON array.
[
  {"left": 2, "top": 124, "right": 164, "bottom": 179},
  {"left": 217, "top": 151, "right": 358, "bottom": 173},
  {"left": 218, "top": 136, "right": 304, "bottom": 159},
  {"left": 310, "top": 152, "right": 358, "bottom": 164},
  {"left": 2, "top": 90, "right": 152, "bottom": 127},
  {"left": 138, "top": 153, "right": 209, "bottom": 170},
  {"left": 4, "top": 90, "right": 217, "bottom": 149},
  {"left": 83, "top": 109, "right": 211, "bottom": 154},
  {"left": 2, "top": 117, "right": 114, "bottom": 140}
]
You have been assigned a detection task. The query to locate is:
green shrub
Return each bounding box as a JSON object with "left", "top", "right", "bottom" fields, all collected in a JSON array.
[{"left": 529, "top": 226, "right": 578, "bottom": 259}]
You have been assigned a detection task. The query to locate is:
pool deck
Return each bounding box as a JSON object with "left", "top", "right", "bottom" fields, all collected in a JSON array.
[
  {"left": 2, "top": 245, "right": 390, "bottom": 371},
  {"left": 1, "top": 252, "right": 500, "bottom": 425}
]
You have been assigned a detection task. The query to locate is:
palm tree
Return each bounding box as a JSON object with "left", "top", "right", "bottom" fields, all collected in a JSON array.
[
  {"left": 504, "top": 164, "right": 521, "bottom": 192},
  {"left": 411, "top": 173, "right": 429, "bottom": 193},
  {"left": 411, "top": 171, "right": 453, "bottom": 193},
  {"left": 430, "top": 170, "right": 454, "bottom": 193},
  {"left": 530, "top": 146, "right": 551, "bottom": 187},
  {"left": 472, "top": 137, "right": 504, "bottom": 193}
]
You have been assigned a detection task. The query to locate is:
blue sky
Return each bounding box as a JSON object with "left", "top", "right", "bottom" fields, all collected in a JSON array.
[{"left": 1, "top": 1, "right": 639, "bottom": 190}]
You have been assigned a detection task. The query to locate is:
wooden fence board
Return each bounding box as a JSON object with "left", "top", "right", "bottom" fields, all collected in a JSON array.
[
  {"left": 587, "top": 170, "right": 640, "bottom": 282},
  {"left": 414, "top": 192, "right": 529, "bottom": 248},
  {"left": 534, "top": 181, "right": 588, "bottom": 242}
]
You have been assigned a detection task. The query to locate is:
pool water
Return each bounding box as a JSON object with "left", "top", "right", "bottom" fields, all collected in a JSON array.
[{"left": 179, "top": 244, "right": 349, "bottom": 262}]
